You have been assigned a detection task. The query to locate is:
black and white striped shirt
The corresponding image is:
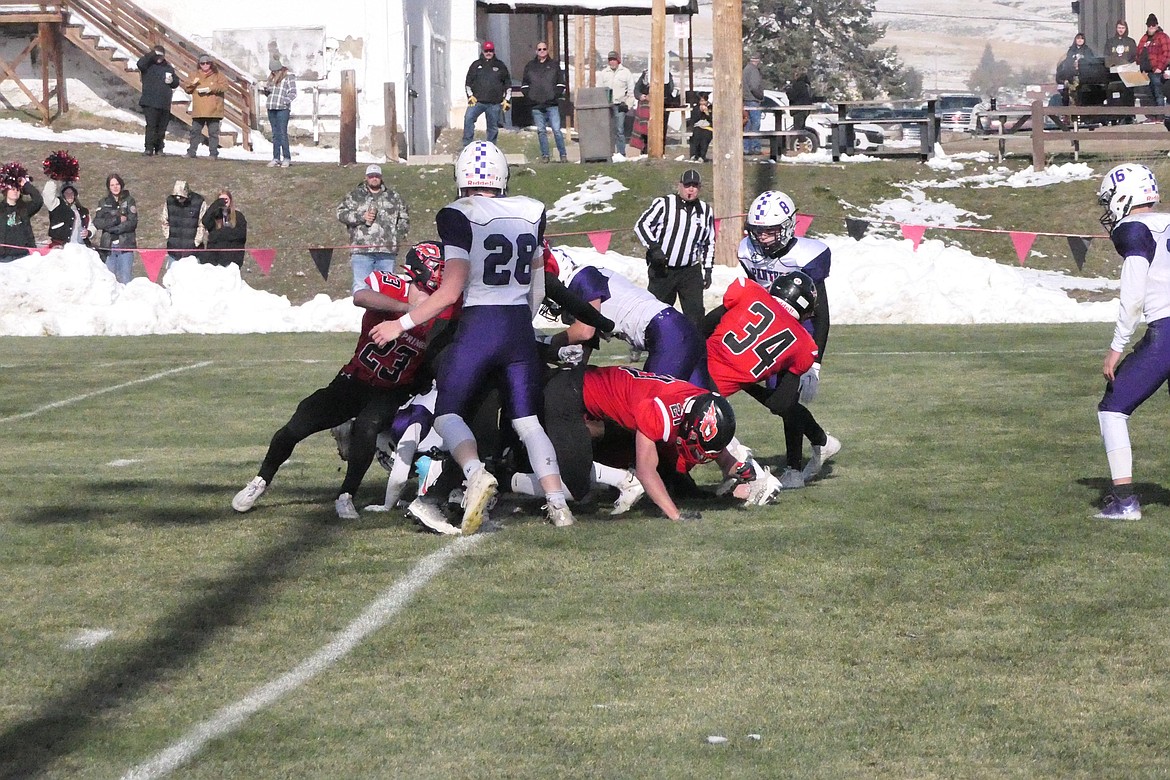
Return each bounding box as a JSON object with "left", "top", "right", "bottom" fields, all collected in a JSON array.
[{"left": 634, "top": 193, "right": 715, "bottom": 270}]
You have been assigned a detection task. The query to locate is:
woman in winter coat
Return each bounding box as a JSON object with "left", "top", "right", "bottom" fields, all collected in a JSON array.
[
  {"left": 201, "top": 188, "right": 248, "bottom": 267},
  {"left": 92, "top": 173, "right": 138, "bottom": 282},
  {"left": 0, "top": 176, "right": 43, "bottom": 261},
  {"left": 44, "top": 180, "right": 91, "bottom": 248}
]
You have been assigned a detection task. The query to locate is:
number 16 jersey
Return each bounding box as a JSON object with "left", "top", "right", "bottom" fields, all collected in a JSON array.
[{"left": 436, "top": 194, "right": 546, "bottom": 308}]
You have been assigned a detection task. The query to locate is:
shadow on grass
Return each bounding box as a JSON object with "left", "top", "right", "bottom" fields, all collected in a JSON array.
[
  {"left": 0, "top": 521, "right": 339, "bottom": 779},
  {"left": 1076, "top": 477, "right": 1170, "bottom": 508}
]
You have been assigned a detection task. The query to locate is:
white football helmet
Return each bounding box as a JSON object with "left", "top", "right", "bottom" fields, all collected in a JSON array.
[
  {"left": 1098, "top": 163, "right": 1160, "bottom": 232},
  {"left": 455, "top": 140, "right": 509, "bottom": 196},
  {"left": 746, "top": 190, "right": 798, "bottom": 258}
]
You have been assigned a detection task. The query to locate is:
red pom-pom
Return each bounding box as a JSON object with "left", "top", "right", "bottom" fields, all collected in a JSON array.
[
  {"left": 42, "top": 150, "right": 79, "bottom": 182},
  {"left": 0, "top": 162, "right": 29, "bottom": 191}
]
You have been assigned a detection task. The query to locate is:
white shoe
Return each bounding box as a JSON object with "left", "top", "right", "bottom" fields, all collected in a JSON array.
[
  {"left": 267, "top": 159, "right": 280, "bottom": 167},
  {"left": 744, "top": 468, "right": 782, "bottom": 505},
  {"left": 778, "top": 468, "right": 806, "bottom": 490},
  {"left": 232, "top": 476, "right": 267, "bottom": 512},
  {"left": 335, "top": 492, "right": 359, "bottom": 520},
  {"left": 331, "top": 420, "right": 353, "bottom": 461},
  {"left": 545, "top": 502, "right": 575, "bottom": 527},
  {"left": 460, "top": 468, "right": 498, "bottom": 535},
  {"left": 802, "top": 434, "right": 841, "bottom": 482},
  {"left": 280, "top": 160, "right": 291, "bottom": 168},
  {"left": 408, "top": 498, "right": 461, "bottom": 535},
  {"left": 611, "top": 470, "right": 645, "bottom": 515}
]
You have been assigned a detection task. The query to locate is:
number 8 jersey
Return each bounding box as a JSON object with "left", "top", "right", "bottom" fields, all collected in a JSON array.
[
  {"left": 706, "top": 278, "right": 818, "bottom": 397},
  {"left": 436, "top": 194, "right": 546, "bottom": 308}
]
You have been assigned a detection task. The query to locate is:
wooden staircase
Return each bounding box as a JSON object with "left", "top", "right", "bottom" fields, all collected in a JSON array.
[{"left": 1, "top": 0, "right": 257, "bottom": 149}]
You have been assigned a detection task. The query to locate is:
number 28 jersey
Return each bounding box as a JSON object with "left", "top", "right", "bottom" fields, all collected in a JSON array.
[
  {"left": 436, "top": 195, "right": 547, "bottom": 308},
  {"left": 706, "top": 278, "right": 818, "bottom": 397}
]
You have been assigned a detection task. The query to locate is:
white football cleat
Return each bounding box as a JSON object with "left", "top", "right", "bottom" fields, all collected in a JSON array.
[
  {"left": 408, "top": 498, "right": 461, "bottom": 535},
  {"left": 778, "top": 467, "right": 806, "bottom": 490},
  {"left": 544, "top": 502, "right": 576, "bottom": 527},
  {"left": 611, "top": 470, "right": 645, "bottom": 515},
  {"left": 330, "top": 421, "right": 353, "bottom": 461},
  {"left": 334, "top": 492, "right": 359, "bottom": 520},
  {"left": 743, "top": 467, "right": 783, "bottom": 505},
  {"left": 232, "top": 476, "right": 267, "bottom": 512},
  {"left": 802, "top": 434, "right": 841, "bottom": 482},
  {"left": 460, "top": 468, "right": 498, "bottom": 535}
]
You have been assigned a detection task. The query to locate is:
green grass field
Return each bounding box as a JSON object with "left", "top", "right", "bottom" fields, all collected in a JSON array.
[{"left": 3, "top": 326, "right": 1170, "bottom": 779}]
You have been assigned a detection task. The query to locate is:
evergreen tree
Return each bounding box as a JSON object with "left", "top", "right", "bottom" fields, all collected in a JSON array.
[
  {"left": 967, "top": 44, "right": 1013, "bottom": 99},
  {"left": 742, "top": 0, "right": 908, "bottom": 100}
]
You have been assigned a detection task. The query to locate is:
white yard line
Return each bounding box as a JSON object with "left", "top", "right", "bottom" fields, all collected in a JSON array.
[
  {"left": 0, "top": 362, "right": 213, "bottom": 424},
  {"left": 120, "top": 535, "right": 485, "bottom": 780}
]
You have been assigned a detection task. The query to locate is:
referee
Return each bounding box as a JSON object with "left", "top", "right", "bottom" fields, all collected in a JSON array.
[{"left": 634, "top": 168, "right": 715, "bottom": 329}]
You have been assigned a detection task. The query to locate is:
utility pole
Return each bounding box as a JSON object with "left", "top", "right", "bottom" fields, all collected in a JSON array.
[{"left": 712, "top": 0, "right": 743, "bottom": 267}]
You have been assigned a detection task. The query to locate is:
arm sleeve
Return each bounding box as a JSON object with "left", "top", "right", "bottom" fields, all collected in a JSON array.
[
  {"left": 41, "top": 180, "right": 60, "bottom": 211},
  {"left": 810, "top": 280, "right": 830, "bottom": 358},
  {"left": 336, "top": 191, "right": 360, "bottom": 226},
  {"left": 1112, "top": 256, "right": 1150, "bottom": 352},
  {"left": 545, "top": 272, "right": 615, "bottom": 333},
  {"left": 161, "top": 203, "right": 170, "bottom": 239},
  {"left": 22, "top": 182, "right": 43, "bottom": 217},
  {"left": 634, "top": 199, "right": 664, "bottom": 248},
  {"left": 701, "top": 205, "right": 715, "bottom": 270},
  {"left": 701, "top": 305, "right": 727, "bottom": 338}
]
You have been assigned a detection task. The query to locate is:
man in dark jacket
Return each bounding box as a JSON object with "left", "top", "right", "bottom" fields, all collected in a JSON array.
[
  {"left": 137, "top": 45, "right": 177, "bottom": 156},
  {"left": 462, "top": 41, "right": 511, "bottom": 147},
  {"left": 521, "top": 41, "right": 568, "bottom": 163},
  {"left": 785, "top": 72, "right": 814, "bottom": 131},
  {"left": 163, "top": 179, "right": 206, "bottom": 265},
  {"left": 743, "top": 53, "right": 765, "bottom": 154},
  {"left": 0, "top": 176, "right": 43, "bottom": 261}
]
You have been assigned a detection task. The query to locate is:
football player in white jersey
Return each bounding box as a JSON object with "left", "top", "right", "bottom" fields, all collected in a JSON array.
[
  {"left": 1095, "top": 163, "right": 1170, "bottom": 520},
  {"left": 369, "top": 141, "right": 573, "bottom": 533},
  {"left": 737, "top": 190, "right": 839, "bottom": 488}
]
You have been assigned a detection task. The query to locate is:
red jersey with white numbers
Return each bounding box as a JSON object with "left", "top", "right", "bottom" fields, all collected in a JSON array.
[
  {"left": 340, "top": 272, "right": 433, "bottom": 389},
  {"left": 706, "top": 278, "right": 818, "bottom": 397},
  {"left": 582, "top": 365, "right": 709, "bottom": 446}
]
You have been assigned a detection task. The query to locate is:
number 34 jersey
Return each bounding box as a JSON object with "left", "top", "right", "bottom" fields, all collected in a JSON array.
[
  {"left": 436, "top": 195, "right": 547, "bottom": 308},
  {"left": 706, "top": 278, "right": 818, "bottom": 397}
]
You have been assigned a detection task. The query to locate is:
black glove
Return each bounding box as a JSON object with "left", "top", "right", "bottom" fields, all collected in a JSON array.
[
  {"left": 646, "top": 245, "right": 668, "bottom": 279},
  {"left": 703, "top": 268, "right": 713, "bottom": 290},
  {"left": 677, "top": 509, "right": 702, "bottom": 522}
]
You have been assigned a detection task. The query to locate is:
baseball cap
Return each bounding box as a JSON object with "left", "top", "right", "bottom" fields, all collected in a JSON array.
[
  {"left": 198, "top": 54, "right": 212, "bottom": 65},
  {"left": 680, "top": 169, "right": 701, "bottom": 187},
  {"left": 365, "top": 164, "right": 383, "bottom": 177},
  {"left": 607, "top": 50, "right": 620, "bottom": 60},
  {"left": 152, "top": 45, "right": 165, "bottom": 56},
  {"left": 483, "top": 41, "right": 495, "bottom": 51}
]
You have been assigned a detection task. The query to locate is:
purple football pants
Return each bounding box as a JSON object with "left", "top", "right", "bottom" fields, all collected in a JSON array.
[
  {"left": 1099, "top": 317, "right": 1170, "bottom": 416},
  {"left": 642, "top": 307, "right": 712, "bottom": 389}
]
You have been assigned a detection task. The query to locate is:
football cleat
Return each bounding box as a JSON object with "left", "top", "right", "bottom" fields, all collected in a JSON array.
[
  {"left": 415, "top": 455, "right": 444, "bottom": 497},
  {"left": 408, "top": 498, "right": 461, "bottom": 535},
  {"left": 331, "top": 421, "right": 353, "bottom": 461},
  {"left": 778, "top": 467, "right": 806, "bottom": 490},
  {"left": 544, "top": 502, "right": 576, "bottom": 527},
  {"left": 460, "top": 468, "right": 499, "bottom": 535},
  {"left": 1094, "top": 494, "right": 1142, "bottom": 520},
  {"left": 335, "top": 492, "right": 359, "bottom": 520},
  {"left": 802, "top": 434, "right": 842, "bottom": 482},
  {"left": 232, "top": 476, "right": 267, "bottom": 513},
  {"left": 744, "top": 467, "right": 783, "bottom": 505},
  {"left": 611, "top": 470, "right": 646, "bottom": 515}
]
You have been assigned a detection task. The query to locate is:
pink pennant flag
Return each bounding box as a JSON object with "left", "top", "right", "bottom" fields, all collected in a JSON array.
[
  {"left": 901, "top": 224, "right": 927, "bottom": 251},
  {"left": 139, "top": 249, "right": 168, "bottom": 283},
  {"left": 794, "top": 214, "right": 813, "bottom": 237},
  {"left": 1010, "top": 231, "right": 1037, "bottom": 265},
  {"left": 586, "top": 231, "right": 612, "bottom": 255},
  {"left": 714, "top": 217, "right": 722, "bottom": 241},
  {"left": 32, "top": 245, "right": 53, "bottom": 256},
  {"left": 249, "top": 247, "right": 276, "bottom": 275}
]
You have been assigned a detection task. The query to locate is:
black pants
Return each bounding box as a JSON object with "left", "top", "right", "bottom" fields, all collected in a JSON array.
[
  {"left": 648, "top": 263, "right": 705, "bottom": 330},
  {"left": 188, "top": 118, "right": 221, "bottom": 157},
  {"left": 257, "top": 373, "right": 411, "bottom": 498},
  {"left": 689, "top": 128, "right": 712, "bottom": 160},
  {"left": 142, "top": 106, "right": 169, "bottom": 153}
]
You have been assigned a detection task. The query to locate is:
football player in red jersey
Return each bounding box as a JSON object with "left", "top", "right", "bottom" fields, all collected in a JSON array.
[
  {"left": 582, "top": 365, "right": 737, "bottom": 521},
  {"left": 232, "top": 242, "right": 451, "bottom": 520}
]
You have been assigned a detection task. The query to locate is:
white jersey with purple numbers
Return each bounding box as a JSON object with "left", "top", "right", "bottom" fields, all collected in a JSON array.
[
  {"left": 437, "top": 194, "right": 546, "bottom": 308},
  {"left": 1109, "top": 211, "right": 1170, "bottom": 351},
  {"left": 736, "top": 235, "right": 831, "bottom": 288},
  {"left": 563, "top": 264, "right": 670, "bottom": 349}
]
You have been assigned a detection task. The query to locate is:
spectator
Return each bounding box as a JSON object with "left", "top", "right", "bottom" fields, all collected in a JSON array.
[
  {"left": 1137, "top": 14, "right": 1170, "bottom": 107},
  {"left": 261, "top": 57, "right": 297, "bottom": 168},
  {"left": 634, "top": 168, "right": 715, "bottom": 330},
  {"left": 630, "top": 67, "right": 682, "bottom": 155},
  {"left": 520, "top": 41, "right": 568, "bottom": 163},
  {"left": 597, "top": 51, "right": 635, "bottom": 156},
  {"left": 687, "top": 93, "right": 713, "bottom": 162},
  {"left": 0, "top": 171, "right": 42, "bottom": 261},
  {"left": 201, "top": 188, "right": 248, "bottom": 267},
  {"left": 336, "top": 164, "right": 410, "bottom": 293},
  {"left": 92, "top": 173, "right": 137, "bottom": 283},
  {"left": 136, "top": 44, "right": 177, "bottom": 157},
  {"left": 44, "top": 181, "right": 91, "bottom": 249},
  {"left": 182, "top": 54, "right": 229, "bottom": 159},
  {"left": 743, "top": 52, "right": 765, "bottom": 154},
  {"left": 462, "top": 41, "right": 511, "bottom": 148},
  {"left": 1105, "top": 20, "right": 1138, "bottom": 122},
  {"left": 785, "top": 71, "right": 814, "bottom": 131},
  {"left": 162, "top": 179, "right": 207, "bottom": 266}
]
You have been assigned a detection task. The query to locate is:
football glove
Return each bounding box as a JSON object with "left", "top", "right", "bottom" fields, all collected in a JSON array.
[
  {"left": 556, "top": 344, "right": 585, "bottom": 366},
  {"left": 799, "top": 362, "right": 821, "bottom": 404},
  {"left": 703, "top": 267, "right": 713, "bottom": 290},
  {"left": 467, "top": 95, "right": 478, "bottom": 106},
  {"left": 732, "top": 460, "right": 757, "bottom": 483},
  {"left": 677, "top": 509, "right": 703, "bottom": 522},
  {"left": 502, "top": 99, "right": 511, "bottom": 112}
]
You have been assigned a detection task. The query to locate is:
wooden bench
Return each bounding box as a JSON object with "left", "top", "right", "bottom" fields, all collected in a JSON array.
[
  {"left": 828, "top": 117, "right": 936, "bottom": 162},
  {"left": 1028, "top": 103, "right": 1170, "bottom": 168},
  {"left": 742, "top": 129, "right": 817, "bottom": 159}
]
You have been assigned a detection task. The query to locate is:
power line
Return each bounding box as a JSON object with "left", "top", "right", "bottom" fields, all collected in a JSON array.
[{"left": 873, "top": 9, "right": 1077, "bottom": 26}]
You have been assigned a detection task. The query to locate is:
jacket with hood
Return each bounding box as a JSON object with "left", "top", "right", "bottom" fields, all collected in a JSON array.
[
  {"left": 182, "top": 64, "right": 229, "bottom": 119},
  {"left": 1105, "top": 22, "right": 1138, "bottom": 68},
  {"left": 0, "top": 181, "right": 43, "bottom": 259},
  {"left": 163, "top": 181, "right": 207, "bottom": 253},
  {"left": 92, "top": 175, "right": 138, "bottom": 252},
  {"left": 137, "top": 51, "right": 177, "bottom": 110},
  {"left": 44, "top": 181, "right": 91, "bottom": 246}
]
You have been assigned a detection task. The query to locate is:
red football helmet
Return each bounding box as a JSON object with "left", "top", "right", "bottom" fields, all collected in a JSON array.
[
  {"left": 401, "top": 242, "right": 444, "bottom": 293},
  {"left": 675, "top": 393, "right": 735, "bottom": 464}
]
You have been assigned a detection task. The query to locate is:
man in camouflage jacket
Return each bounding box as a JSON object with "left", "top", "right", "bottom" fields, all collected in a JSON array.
[{"left": 336, "top": 163, "right": 410, "bottom": 293}]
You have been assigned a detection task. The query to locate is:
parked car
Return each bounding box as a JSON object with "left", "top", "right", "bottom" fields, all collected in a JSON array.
[
  {"left": 935, "top": 93, "right": 984, "bottom": 133},
  {"left": 759, "top": 90, "right": 885, "bottom": 153}
]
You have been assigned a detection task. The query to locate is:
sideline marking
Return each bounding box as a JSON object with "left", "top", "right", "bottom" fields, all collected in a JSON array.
[
  {"left": 121, "top": 535, "right": 485, "bottom": 780},
  {"left": 0, "top": 362, "right": 213, "bottom": 424}
]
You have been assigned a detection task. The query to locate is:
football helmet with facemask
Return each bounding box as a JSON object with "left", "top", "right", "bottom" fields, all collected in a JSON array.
[
  {"left": 676, "top": 393, "right": 736, "bottom": 464},
  {"left": 401, "top": 241, "right": 444, "bottom": 293},
  {"left": 746, "top": 190, "right": 798, "bottom": 258},
  {"left": 770, "top": 271, "right": 818, "bottom": 320},
  {"left": 455, "top": 140, "right": 509, "bottom": 196},
  {"left": 1098, "top": 163, "right": 1160, "bottom": 232}
]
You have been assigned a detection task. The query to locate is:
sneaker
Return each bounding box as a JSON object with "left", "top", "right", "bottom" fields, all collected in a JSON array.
[
  {"left": 331, "top": 420, "right": 353, "bottom": 461},
  {"left": 415, "top": 455, "right": 444, "bottom": 496},
  {"left": 281, "top": 160, "right": 291, "bottom": 168},
  {"left": 1094, "top": 493, "right": 1142, "bottom": 520},
  {"left": 408, "top": 498, "right": 461, "bottom": 535},
  {"left": 558, "top": 155, "right": 568, "bottom": 163},
  {"left": 802, "top": 434, "right": 842, "bottom": 482},
  {"left": 267, "top": 159, "right": 280, "bottom": 167},
  {"left": 335, "top": 492, "right": 359, "bottom": 520},
  {"left": 460, "top": 468, "right": 498, "bottom": 535},
  {"left": 540, "top": 155, "right": 551, "bottom": 163},
  {"left": 611, "top": 470, "right": 645, "bottom": 515},
  {"left": 629, "top": 348, "right": 644, "bottom": 363},
  {"left": 744, "top": 468, "right": 782, "bottom": 505},
  {"left": 778, "top": 468, "right": 806, "bottom": 490},
  {"left": 544, "top": 502, "right": 576, "bottom": 527},
  {"left": 232, "top": 476, "right": 267, "bottom": 512}
]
